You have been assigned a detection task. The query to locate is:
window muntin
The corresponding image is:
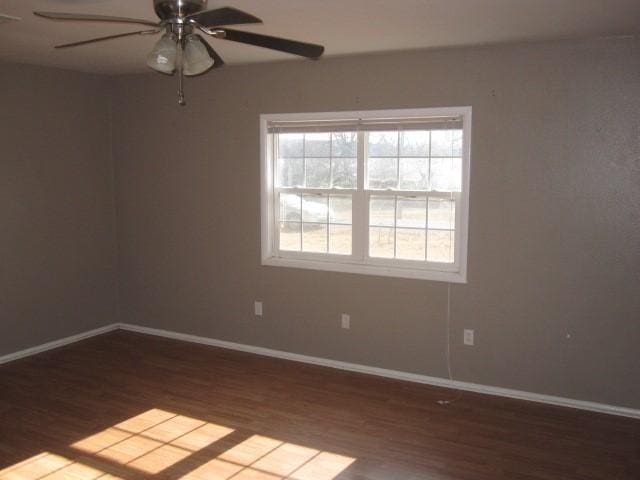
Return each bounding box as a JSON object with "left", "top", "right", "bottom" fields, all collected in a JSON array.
[{"left": 261, "top": 108, "right": 471, "bottom": 282}]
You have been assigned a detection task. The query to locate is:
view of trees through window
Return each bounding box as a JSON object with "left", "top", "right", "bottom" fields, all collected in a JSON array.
[{"left": 277, "top": 132, "right": 357, "bottom": 189}]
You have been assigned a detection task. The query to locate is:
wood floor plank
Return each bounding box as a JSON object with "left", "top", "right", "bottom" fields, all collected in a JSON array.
[{"left": 0, "top": 331, "right": 638, "bottom": 479}]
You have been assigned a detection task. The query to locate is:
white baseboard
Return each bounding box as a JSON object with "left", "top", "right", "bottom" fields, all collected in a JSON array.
[
  {"left": 118, "top": 323, "right": 640, "bottom": 420},
  {"left": 1, "top": 322, "right": 638, "bottom": 419},
  {"left": 0, "top": 324, "right": 120, "bottom": 365}
]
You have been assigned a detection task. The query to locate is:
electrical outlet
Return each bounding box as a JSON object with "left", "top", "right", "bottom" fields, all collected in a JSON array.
[
  {"left": 463, "top": 329, "right": 474, "bottom": 346},
  {"left": 254, "top": 301, "right": 263, "bottom": 316},
  {"left": 341, "top": 313, "right": 350, "bottom": 329}
]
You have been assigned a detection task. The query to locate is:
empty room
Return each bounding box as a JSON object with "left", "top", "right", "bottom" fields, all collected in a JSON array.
[{"left": 1, "top": 0, "right": 639, "bottom": 478}]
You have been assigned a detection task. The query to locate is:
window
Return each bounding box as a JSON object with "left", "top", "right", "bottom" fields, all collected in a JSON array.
[{"left": 260, "top": 107, "right": 471, "bottom": 282}]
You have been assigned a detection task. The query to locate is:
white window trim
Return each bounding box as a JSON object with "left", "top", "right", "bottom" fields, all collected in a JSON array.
[{"left": 260, "top": 107, "right": 471, "bottom": 283}]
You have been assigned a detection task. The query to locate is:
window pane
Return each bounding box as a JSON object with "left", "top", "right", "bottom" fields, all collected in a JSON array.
[
  {"left": 279, "top": 193, "right": 301, "bottom": 222},
  {"left": 396, "top": 228, "right": 426, "bottom": 260},
  {"left": 427, "top": 230, "right": 455, "bottom": 263},
  {"left": 369, "top": 227, "right": 394, "bottom": 258},
  {"left": 278, "top": 133, "right": 303, "bottom": 157},
  {"left": 400, "top": 131, "right": 429, "bottom": 156},
  {"left": 396, "top": 197, "right": 426, "bottom": 228},
  {"left": 279, "top": 222, "right": 300, "bottom": 251},
  {"left": 431, "top": 130, "right": 456, "bottom": 156},
  {"left": 398, "top": 157, "right": 428, "bottom": 190},
  {"left": 302, "top": 194, "right": 328, "bottom": 222},
  {"left": 305, "top": 157, "right": 330, "bottom": 188},
  {"left": 332, "top": 132, "right": 357, "bottom": 157},
  {"left": 428, "top": 197, "right": 455, "bottom": 230},
  {"left": 368, "top": 131, "right": 398, "bottom": 156},
  {"left": 329, "top": 195, "right": 352, "bottom": 224},
  {"left": 303, "top": 223, "right": 327, "bottom": 252},
  {"left": 277, "top": 157, "right": 303, "bottom": 187},
  {"left": 368, "top": 157, "right": 398, "bottom": 189},
  {"left": 305, "top": 133, "right": 330, "bottom": 157},
  {"left": 452, "top": 130, "right": 463, "bottom": 156},
  {"left": 430, "top": 157, "right": 462, "bottom": 192},
  {"left": 369, "top": 196, "right": 395, "bottom": 227},
  {"left": 331, "top": 157, "right": 357, "bottom": 188},
  {"left": 329, "top": 225, "right": 351, "bottom": 255}
]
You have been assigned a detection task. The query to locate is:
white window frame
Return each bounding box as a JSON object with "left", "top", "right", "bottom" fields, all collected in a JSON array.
[{"left": 260, "top": 107, "right": 471, "bottom": 283}]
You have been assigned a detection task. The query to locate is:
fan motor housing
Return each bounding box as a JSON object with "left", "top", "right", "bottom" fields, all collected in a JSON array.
[{"left": 154, "top": 0, "right": 207, "bottom": 20}]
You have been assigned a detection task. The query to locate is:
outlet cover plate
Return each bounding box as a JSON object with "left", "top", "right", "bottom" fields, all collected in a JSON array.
[{"left": 464, "top": 329, "right": 474, "bottom": 346}]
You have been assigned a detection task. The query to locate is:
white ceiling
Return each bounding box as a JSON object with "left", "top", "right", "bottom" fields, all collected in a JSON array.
[{"left": 0, "top": 0, "right": 638, "bottom": 75}]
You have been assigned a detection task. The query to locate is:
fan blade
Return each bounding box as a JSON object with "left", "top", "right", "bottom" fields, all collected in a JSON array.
[
  {"left": 195, "top": 35, "right": 225, "bottom": 69},
  {"left": 217, "top": 28, "right": 324, "bottom": 58},
  {"left": 34, "top": 11, "right": 159, "bottom": 28},
  {"left": 186, "top": 7, "right": 261, "bottom": 27},
  {"left": 55, "top": 29, "right": 161, "bottom": 49}
]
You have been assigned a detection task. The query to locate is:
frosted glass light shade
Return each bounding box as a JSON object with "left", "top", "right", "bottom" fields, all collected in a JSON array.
[
  {"left": 183, "top": 35, "right": 214, "bottom": 76},
  {"left": 146, "top": 33, "right": 178, "bottom": 74}
]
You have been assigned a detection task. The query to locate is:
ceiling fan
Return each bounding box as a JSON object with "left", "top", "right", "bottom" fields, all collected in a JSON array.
[{"left": 34, "top": 0, "right": 324, "bottom": 105}]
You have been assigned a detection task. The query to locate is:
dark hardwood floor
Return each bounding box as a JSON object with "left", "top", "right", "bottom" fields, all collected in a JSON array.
[{"left": 0, "top": 331, "right": 638, "bottom": 479}]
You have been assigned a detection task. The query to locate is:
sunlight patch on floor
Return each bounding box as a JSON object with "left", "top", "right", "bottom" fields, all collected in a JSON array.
[
  {"left": 184, "top": 442, "right": 355, "bottom": 480},
  {"left": 0, "top": 452, "right": 111, "bottom": 480},
  {"left": 1, "top": 408, "right": 355, "bottom": 480},
  {"left": 71, "top": 409, "right": 234, "bottom": 474}
]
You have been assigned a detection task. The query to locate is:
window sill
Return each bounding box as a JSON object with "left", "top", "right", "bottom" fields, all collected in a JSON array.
[{"left": 262, "top": 256, "right": 467, "bottom": 283}]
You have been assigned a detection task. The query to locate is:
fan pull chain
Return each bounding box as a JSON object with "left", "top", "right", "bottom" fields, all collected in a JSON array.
[{"left": 176, "top": 39, "right": 186, "bottom": 106}]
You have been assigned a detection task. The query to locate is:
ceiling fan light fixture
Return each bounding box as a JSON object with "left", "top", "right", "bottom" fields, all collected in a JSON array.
[
  {"left": 183, "top": 35, "right": 214, "bottom": 76},
  {"left": 35, "top": 0, "right": 324, "bottom": 105},
  {"left": 146, "top": 32, "right": 178, "bottom": 74}
]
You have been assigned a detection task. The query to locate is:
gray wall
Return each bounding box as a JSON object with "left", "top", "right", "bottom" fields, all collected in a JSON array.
[
  {"left": 0, "top": 63, "right": 119, "bottom": 355},
  {"left": 3, "top": 37, "right": 638, "bottom": 410},
  {"left": 112, "top": 37, "right": 640, "bottom": 409}
]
